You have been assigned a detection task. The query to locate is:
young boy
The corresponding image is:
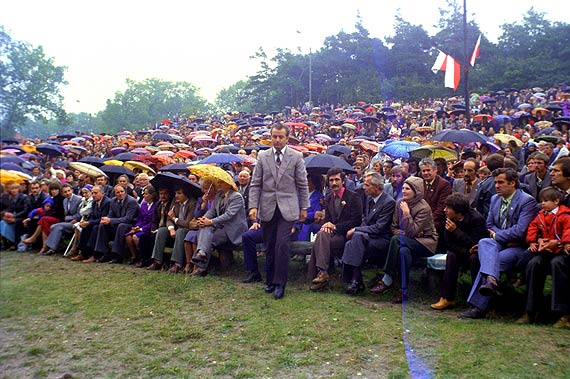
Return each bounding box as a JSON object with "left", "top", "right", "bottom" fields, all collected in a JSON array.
[{"left": 520, "top": 187, "right": 570, "bottom": 327}]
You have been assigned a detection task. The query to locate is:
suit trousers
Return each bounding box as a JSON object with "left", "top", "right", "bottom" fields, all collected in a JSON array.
[
  {"left": 262, "top": 207, "right": 294, "bottom": 286},
  {"left": 384, "top": 235, "right": 432, "bottom": 293},
  {"left": 242, "top": 228, "right": 264, "bottom": 272},
  {"left": 111, "top": 223, "right": 134, "bottom": 258},
  {"left": 45, "top": 222, "right": 74, "bottom": 250},
  {"left": 308, "top": 231, "right": 346, "bottom": 279},
  {"left": 151, "top": 227, "right": 174, "bottom": 263},
  {"left": 195, "top": 226, "right": 229, "bottom": 269},
  {"left": 440, "top": 249, "right": 480, "bottom": 301},
  {"left": 526, "top": 253, "right": 570, "bottom": 314},
  {"left": 341, "top": 232, "right": 390, "bottom": 282},
  {"left": 467, "top": 238, "right": 530, "bottom": 311},
  {"left": 137, "top": 233, "right": 155, "bottom": 266},
  {"left": 92, "top": 223, "right": 117, "bottom": 256},
  {"left": 169, "top": 228, "right": 189, "bottom": 265}
]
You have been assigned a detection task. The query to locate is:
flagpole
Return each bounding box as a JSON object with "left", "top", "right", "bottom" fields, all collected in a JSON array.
[{"left": 463, "top": 0, "right": 470, "bottom": 124}]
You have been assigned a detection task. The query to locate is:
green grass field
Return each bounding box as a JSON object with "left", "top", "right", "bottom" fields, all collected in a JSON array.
[{"left": 1, "top": 251, "right": 569, "bottom": 379}]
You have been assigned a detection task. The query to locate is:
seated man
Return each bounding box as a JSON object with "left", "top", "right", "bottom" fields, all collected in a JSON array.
[
  {"left": 308, "top": 167, "right": 363, "bottom": 291},
  {"left": 191, "top": 180, "right": 247, "bottom": 276},
  {"left": 43, "top": 183, "right": 82, "bottom": 255},
  {"left": 459, "top": 168, "right": 537, "bottom": 319},
  {"left": 341, "top": 171, "right": 395, "bottom": 295},
  {"left": 147, "top": 187, "right": 196, "bottom": 271},
  {"left": 431, "top": 193, "right": 487, "bottom": 310},
  {"left": 77, "top": 185, "right": 111, "bottom": 263},
  {"left": 93, "top": 184, "right": 140, "bottom": 263}
]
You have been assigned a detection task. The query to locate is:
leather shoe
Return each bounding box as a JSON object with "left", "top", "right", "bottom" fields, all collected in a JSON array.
[
  {"left": 345, "top": 280, "right": 365, "bottom": 295},
  {"left": 370, "top": 280, "right": 392, "bottom": 294},
  {"left": 553, "top": 315, "right": 570, "bottom": 329},
  {"left": 190, "top": 266, "right": 208, "bottom": 277},
  {"left": 458, "top": 306, "right": 486, "bottom": 319},
  {"left": 108, "top": 258, "right": 123, "bottom": 264},
  {"left": 96, "top": 256, "right": 111, "bottom": 263},
  {"left": 191, "top": 251, "right": 208, "bottom": 264},
  {"left": 82, "top": 256, "right": 96, "bottom": 263},
  {"left": 430, "top": 297, "right": 456, "bottom": 310},
  {"left": 264, "top": 284, "right": 275, "bottom": 293},
  {"left": 274, "top": 284, "right": 285, "bottom": 299},
  {"left": 146, "top": 261, "right": 162, "bottom": 271},
  {"left": 312, "top": 271, "right": 330, "bottom": 284},
  {"left": 309, "top": 280, "right": 329, "bottom": 291},
  {"left": 479, "top": 276, "right": 501, "bottom": 297},
  {"left": 515, "top": 312, "right": 535, "bottom": 325},
  {"left": 71, "top": 254, "right": 85, "bottom": 261},
  {"left": 242, "top": 271, "right": 262, "bottom": 283},
  {"left": 40, "top": 249, "right": 55, "bottom": 256},
  {"left": 169, "top": 264, "right": 182, "bottom": 274}
]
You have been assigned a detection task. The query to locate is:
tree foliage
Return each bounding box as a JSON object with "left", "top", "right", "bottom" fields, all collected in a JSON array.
[{"left": 0, "top": 26, "right": 67, "bottom": 137}]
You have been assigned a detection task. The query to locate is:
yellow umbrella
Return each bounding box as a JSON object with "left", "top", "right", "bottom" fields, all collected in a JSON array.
[
  {"left": 187, "top": 164, "right": 237, "bottom": 191},
  {"left": 409, "top": 145, "right": 458, "bottom": 162},
  {"left": 493, "top": 133, "right": 523, "bottom": 147},
  {"left": 20, "top": 145, "right": 38, "bottom": 154},
  {"left": 68, "top": 162, "right": 107, "bottom": 178},
  {"left": 103, "top": 160, "right": 124, "bottom": 166},
  {"left": 531, "top": 107, "right": 550, "bottom": 116},
  {"left": 124, "top": 160, "right": 156, "bottom": 175},
  {"left": 535, "top": 120, "right": 553, "bottom": 129},
  {"left": 0, "top": 170, "right": 25, "bottom": 184}
]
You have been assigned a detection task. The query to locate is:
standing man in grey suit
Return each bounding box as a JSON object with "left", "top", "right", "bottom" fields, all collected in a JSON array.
[{"left": 249, "top": 122, "right": 310, "bottom": 299}]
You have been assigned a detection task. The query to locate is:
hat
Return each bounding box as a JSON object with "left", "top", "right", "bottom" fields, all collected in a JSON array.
[
  {"left": 82, "top": 184, "right": 93, "bottom": 192},
  {"left": 42, "top": 197, "right": 54, "bottom": 207}
]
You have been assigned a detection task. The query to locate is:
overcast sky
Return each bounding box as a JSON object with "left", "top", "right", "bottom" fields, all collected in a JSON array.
[{"left": 2, "top": 0, "right": 568, "bottom": 114}]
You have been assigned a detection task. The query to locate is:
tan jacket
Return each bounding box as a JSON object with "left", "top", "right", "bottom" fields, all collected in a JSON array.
[{"left": 166, "top": 197, "right": 198, "bottom": 230}]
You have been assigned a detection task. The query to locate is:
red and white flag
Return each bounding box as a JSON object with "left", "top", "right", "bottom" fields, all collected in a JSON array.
[
  {"left": 470, "top": 34, "right": 481, "bottom": 66},
  {"left": 431, "top": 50, "right": 447, "bottom": 74},
  {"left": 444, "top": 54, "right": 461, "bottom": 91}
]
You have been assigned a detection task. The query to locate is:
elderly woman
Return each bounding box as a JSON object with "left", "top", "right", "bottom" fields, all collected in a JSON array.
[
  {"left": 70, "top": 185, "right": 94, "bottom": 260},
  {"left": 0, "top": 182, "right": 29, "bottom": 249},
  {"left": 116, "top": 174, "right": 136, "bottom": 199},
  {"left": 125, "top": 185, "right": 158, "bottom": 264},
  {"left": 371, "top": 176, "right": 438, "bottom": 303}
]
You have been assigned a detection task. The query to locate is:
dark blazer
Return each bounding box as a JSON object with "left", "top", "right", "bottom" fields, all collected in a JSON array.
[
  {"left": 108, "top": 195, "right": 139, "bottom": 225},
  {"left": 1, "top": 193, "right": 29, "bottom": 221},
  {"left": 354, "top": 191, "right": 395, "bottom": 239},
  {"left": 487, "top": 189, "right": 537, "bottom": 245},
  {"left": 88, "top": 196, "right": 111, "bottom": 226},
  {"left": 167, "top": 197, "right": 197, "bottom": 229},
  {"left": 323, "top": 188, "right": 363, "bottom": 236},
  {"left": 475, "top": 176, "right": 496, "bottom": 217},
  {"left": 524, "top": 172, "right": 552, "bottom": 200},
  {"left": 423, "top": 175, "right": 452, "bottom": 230},
  {"left": 452, "top": 177, "right": 481, "bottom": 208},
  {"left": 28, "top": 192, "right": 48, "bottom": 211},
  {"left": 445, "top": 209, "right": 488, "bottom": 255},
  {"left": 151, "top": 200, "right": 172, "bottom": 231},
  {"left": 237, "top": 183, "right": 250, "bottom": 210}
]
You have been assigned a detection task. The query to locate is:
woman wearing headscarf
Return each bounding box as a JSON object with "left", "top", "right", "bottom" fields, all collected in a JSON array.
[{"left": 371, "top": 176, "right": 438, "bottom": 303}]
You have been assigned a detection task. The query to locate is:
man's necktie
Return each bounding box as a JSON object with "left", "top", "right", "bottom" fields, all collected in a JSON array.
[
  {"left": 368, "top": 198, "right": 375, "bottom": 216},
  {"left": 275, "top": 150, "right": 282, "bottom": 167},
  {"left": 159, "top": 203, "right": 166, "bottom": 227},
  {"left": 499, "top": 199, "right": 509, "bottom": 229},
  {"left": 425, "top": 182, "right": 431, "bottom": 192},
  {"left": 179, "top": 203, "right": 185, "bottom": 220},
  {"left": 465, "top": 180, "right": 472, "bottom": 194}
]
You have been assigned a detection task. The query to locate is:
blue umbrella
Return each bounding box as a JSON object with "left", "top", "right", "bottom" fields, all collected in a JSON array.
[
  {"left": 0, "top": 156, "right": 25, "bottom": 165},
  {"left": 112, "top": 152, "right": 138, "bottom": 161},
  {"left": 0, "top": 163, "right": 30, "bottom": 174},
  {"left": 432, "top": 129, "right": 488, "bottom": 144},
  {"left": 36, "top": 144, "right": 63, "bottom": 156},
  {"left": 159, "top": 163, "right": 191, "bottom": 174},
  {"left": 304, "top": 154, "right": 356, "bottom": 175},
  {"left": 380, "top": 141, "right": 421, "bottom": 158},
  {"left": 79, "top": 156, "right": 104, "bottom": 167},
  {"left": 517, "top": 103, "right": 532, "bottom": 110},
  {"left": 326, "top": 144, "right": 351, "bottom": 156},
  {"left": 199, "top": 153, "right": 245, "bottom": 165}
]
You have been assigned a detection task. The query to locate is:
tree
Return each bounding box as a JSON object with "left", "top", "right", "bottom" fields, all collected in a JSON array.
[
  {"left": 0, "top": 26, "right": 67, "bottom": 137},
  {"left": 99, "top": 78, "right": 211, "bottom": 133}
]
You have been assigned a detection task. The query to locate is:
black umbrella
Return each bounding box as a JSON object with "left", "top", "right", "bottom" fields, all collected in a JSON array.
[
  {"left": 1, "top": 137, "right": 20, "bottom": 145},
  {"left": 112, "top": 152, "right": 138, "bottom": 161},
  {"left": 79, "top": 156, "right": 104, "bottom": 167},
  {"left": 546, "top": 104, "right": 563, "bottom": 112},
  {"left": 326, "top": 144, "right": 351, "bottom": 156},
  {"left": 150, "top": 172, "right": 202, "bottom": 198},
  {"left": 100, "top": 165, "right": 135, "bottom": 181},
  {"left": 432, "top": 129, "right": 489, "bottom": 144},
  {"left": 303, "top": 154, "right": 356, "bottom": 175},
  {"left": 535, "top": 134, "right": 559, "bottom": 143},
  {"left": 450, "top": 109, "right": 466, "bottom": 116},
  {"left": 436, "top": 110, "right": 449, "bottom": 118},
  {"left": 382, "top": 107, "right": 394, "bottom": 113},
  {"left": 244, "top": 144, "right": 271, "bottom": 153},
  {"left": 159, "top": 163, "right": 191, "bottom": 174},
  {"left": 452, "top": 104, "right": 467, "bottom": 109},
  {"left": 151, "top": 133, "right": 173, "bottom": 141},
  {"left": 57, "top": 134, "right": 75, "bottom": 140},
  {"left": 361, "top": 116, "right": 380, "bottom": 123},
  {"left": 36, "top": 144, "right": 63, "bottom": 156}
]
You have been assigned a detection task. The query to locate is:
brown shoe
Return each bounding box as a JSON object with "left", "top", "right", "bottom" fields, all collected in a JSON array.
[
  {"left": 515, "top": 312, "right": 535, "bottom": 325},
  {"left": 168, "top": 264, "right": 182, "bottom": 274},
  {"left": 553, "top": 315, "right": 570, "bottom": 329},
  {"left": 309, "top": 280, "right": 329, "bottom": 291},
  {"left": 431, "top": 297, "right": 456, "bottom": 310},
  {"left": 183, "top": 263, "right": 194, "bottom": 274},
  {"left": 479, "top": 276, "right": 501, "bottom": 297},
  {"left": 312, "top": 271, "right": 330, "bottom": 284},
  {"left": 82, "top": 256, "right": 96, "bottom": 263},
  {"left": 71, "top": 254, "right": 85, "bottom": 261},
  {"left": 146, "top": 261, "right": 162, "bottom": 271},
  {"left": 370, "top": 280, "right": 392, "bottom": 294},
  {"left": 191, "top": 266, "right": 208, "bottom": 277}
]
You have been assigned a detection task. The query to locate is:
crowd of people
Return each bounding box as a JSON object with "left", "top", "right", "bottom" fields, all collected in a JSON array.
[{"left": 1, "top": 85, "right": 570, "bottom": 328}]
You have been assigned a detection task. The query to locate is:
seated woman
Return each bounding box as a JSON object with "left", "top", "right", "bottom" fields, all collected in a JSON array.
[
  {"left": 116, "top": 174, "right": 137, "bottom": 200},
  {"left": 371, "top": 176, "right": 438, "bottom": 303},
  {"left": 0, "top": 182, "right": 30, "bottom": 249},
  {"left": 125, "top": 185, "right": 158, "bottom": 264},
  {"left": 23, "top": 181, "right": 64, "bottom": 254},
  {"left": 296, "top": 174, "right": 324, "bottom": 241}
]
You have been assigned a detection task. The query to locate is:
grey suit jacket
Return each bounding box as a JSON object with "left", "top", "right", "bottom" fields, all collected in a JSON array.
[
  {"left": 205, "top": 190, "right": 247, "bottom": 246},
  {"left": 452, "top": 177, "right": 481, "bottom": 208},
  {"left": 355, "top": 192, "right": 395, "bottom": 239},
  {"left": 249, "top": 146, "right": 310, "bottom": 222},
  {"left": 524, "top": 172, "right": 552, "bottom": 200},
  {"left": 63, "top": 194, "right": 83, "bottom": 222},
  {"left": 108, "top": 195, "right": 139, "bottom": 225}
]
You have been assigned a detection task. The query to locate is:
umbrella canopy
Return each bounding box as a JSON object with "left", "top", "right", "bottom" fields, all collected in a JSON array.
[
  {"left": 0, "top": 162, "right": 29, "bottom": 173},
  {"left": 124, "top": 160, "right": 155, "bottom": 175},
  {"left": 131, "top": 148, "right": 152, "bottom": 155},
  {"left": 159, "top": 163, "right": 191, "bottom": 174},
  {"left": 0, "top": 170, "right": 25, "bottom": 184},
  {"left": 535, "top": 135, "right": 560, "bottom": 144},
  {"left": 531, "top": 107, "right": 550, "bottom": 116},
  {"left": 473, "top": 114, "right": 493, "bottom": 122},
  {"left": 409, "top": 145, "right": 458, "bottom": 162},
  {"left": 103, "top": 159, "right": 124, "bottom": 166},
  {"left": 188, "top": 164, "right": 238, "bottom": 191},
  {"left": 176, "top": 150, "right": 197, "bottom": 159},
  {"left": 100, "top": 165, "right": 135, "bottom": 181},
  {"left": 199, "top": 153, "right": 245, "bottom": 165},
  {"left": 69, "top": 162, "right": 107, "bottom": 178},
  {"left": 303, "top": 154, "right": 356, "bottom": 175},
  {"left": 36, "top": 144, "right": 63, "bottom": 156},
  {"left": 110, "top": 147, "right": 127, "bottom": 155},
  {"left": 432, "top": 129, "right": 488, "bottom": 144},
  {"left": 380, "top": 141, "right": 421, "bottom": 159},
  {"left": 326, "top": 144, "right": 351, "bottom": 156},
  {"left": 151, "top": 132, "right": 173, "bottom": 141},
  {"left": 79, "top": 156, "right": 105, "bottom": 167},
  {"left": 111, "top": 152, "right": 138, "bottom": 161},
  {"left": 493, "top": 134, "right": 523, "bottom": 147},
  {"left": 1, "top": 137, "right": 20, "bottom": 145},
  {"left": 359, "top": 140, "right": 381, "bottom": 154},
  {"left": 150, "top": 172, "right": 202, "bottom": 198},
  {"left": 0, "top": 156, "right": 25, "bottom": 165}
]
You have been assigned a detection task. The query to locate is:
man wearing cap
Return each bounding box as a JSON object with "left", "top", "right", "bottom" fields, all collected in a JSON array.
[{"left": 42, "top": 183, "right": 82, "bottom": 255}]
